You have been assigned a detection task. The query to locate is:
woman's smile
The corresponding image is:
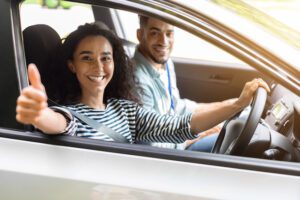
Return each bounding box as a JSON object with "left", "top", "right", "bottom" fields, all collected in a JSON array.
[
  {"left": 87, "top": 74, "right": 106, "bottom": 82},
  {"left": 68, "top": 35, "right": 114, "bottom": 97}
]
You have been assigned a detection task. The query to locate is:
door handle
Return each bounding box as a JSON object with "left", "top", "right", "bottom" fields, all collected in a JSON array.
[{"left": 208, "top": 74, "right": 232, "bottom": 84}]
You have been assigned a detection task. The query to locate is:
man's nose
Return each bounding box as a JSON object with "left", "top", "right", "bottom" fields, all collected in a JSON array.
[{"left": 158, "top": 33, "right": 168, "bottom": 45}]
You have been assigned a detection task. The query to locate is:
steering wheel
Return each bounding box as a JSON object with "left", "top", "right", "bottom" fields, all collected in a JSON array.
[{"left": 212, "top": 87, "right": 267, "bottom": 155}]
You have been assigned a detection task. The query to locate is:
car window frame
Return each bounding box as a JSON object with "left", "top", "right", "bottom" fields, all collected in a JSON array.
[{"left": 1, "top": 0, "right": 299, "bottom": 177}]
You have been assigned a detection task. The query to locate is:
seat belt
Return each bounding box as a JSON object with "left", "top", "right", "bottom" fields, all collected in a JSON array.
[
  {"left": 48, "top": 99, "right": 128, "bottom": 143},
  {"left": 66, "top": 108, "right": 129, "bottom": 143}
]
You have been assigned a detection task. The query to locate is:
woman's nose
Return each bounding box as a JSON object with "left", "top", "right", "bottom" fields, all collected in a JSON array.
[{"left": 94, "top": 58, "right": 103, "bottom": 69}]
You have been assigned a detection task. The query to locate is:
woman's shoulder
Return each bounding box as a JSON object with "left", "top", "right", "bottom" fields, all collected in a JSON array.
[
  {"left": 51, "top": 104, "right": 93, "bottom": 116},
  {"left": 64, "top": 103, "right": 88, "bottom": 111},
  {"left": 107, "top": 98, "right": 139, "bottom": 108}
]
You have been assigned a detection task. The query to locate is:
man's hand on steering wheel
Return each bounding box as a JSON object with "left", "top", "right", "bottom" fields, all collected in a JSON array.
[
  {"left": 212, "top": 78, "right": 270, "bottom": 155},
  {"left": 236, "top": 78, "right": 270, "bottom": 109}
]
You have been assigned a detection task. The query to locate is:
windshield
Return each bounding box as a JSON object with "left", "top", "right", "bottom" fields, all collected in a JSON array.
[{"left": 174, "top": 0, "right": 300, "bottom": 72}]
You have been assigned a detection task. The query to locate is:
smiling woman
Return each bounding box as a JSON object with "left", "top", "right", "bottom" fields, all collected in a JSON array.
[
  {"left": 66, "top": 36, "right": 115, "bottom": 107},
  {"left": 56, "top": 24, "right": 139, "bottom": 105}
]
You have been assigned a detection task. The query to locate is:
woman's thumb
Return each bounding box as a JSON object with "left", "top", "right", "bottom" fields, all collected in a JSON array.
[{"left": 28, "top": 64, "right": 44, "bottom": 91}]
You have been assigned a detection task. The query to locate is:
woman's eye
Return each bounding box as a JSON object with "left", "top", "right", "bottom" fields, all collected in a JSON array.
[
  {"left": 101, "top": 56, "right": 112, "bottom": 63},
  {"left": 81, "top": 56, "right": 93, "bottom": 62}
]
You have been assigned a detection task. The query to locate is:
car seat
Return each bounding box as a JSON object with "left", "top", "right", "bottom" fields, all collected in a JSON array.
[{"left": 23, "top": 24, "right": 62, "bottom": 101}]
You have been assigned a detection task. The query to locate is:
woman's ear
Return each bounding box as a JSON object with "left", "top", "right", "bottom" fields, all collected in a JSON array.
[{"left": 67, "top": 60, "right": 75, "bottom": 73}]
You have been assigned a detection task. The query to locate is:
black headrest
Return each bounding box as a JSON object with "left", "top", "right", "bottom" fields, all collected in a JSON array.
[
  {"left": 23, "top": 24, "right": 62, "bottom": 101},
  {"left": 23, "top": 24, "right": 61, "bottom": 69},
  {"left": 23, "top": 24, "right": 62, "bottom": 99}
]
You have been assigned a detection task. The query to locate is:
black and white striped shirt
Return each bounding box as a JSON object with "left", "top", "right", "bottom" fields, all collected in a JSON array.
[{"left": 53, "top": 98, "right": 195, "bottom": 144}]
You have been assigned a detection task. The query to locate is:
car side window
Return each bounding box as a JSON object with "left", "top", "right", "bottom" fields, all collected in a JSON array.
[{"left": 116, "top": 10, "right": 243, "bottom": 64}]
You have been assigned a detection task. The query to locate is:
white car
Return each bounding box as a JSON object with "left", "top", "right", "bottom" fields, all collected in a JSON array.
[{"left": 0, "top": 0, "right": 299, "bottom": 199}]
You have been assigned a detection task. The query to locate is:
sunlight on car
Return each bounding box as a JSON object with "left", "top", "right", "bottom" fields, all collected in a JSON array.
[
  {"left": 244, "top": 0, "right": 300, "bottom": 32},
  {"left": 179, "top": 0, "right": 300, "bottom": 71},
  {"left": 20, "top": 0, "right": 94, "bottom": 37},
  {"left": 211, "top": 0, "right": 300, "bottom": 49}
]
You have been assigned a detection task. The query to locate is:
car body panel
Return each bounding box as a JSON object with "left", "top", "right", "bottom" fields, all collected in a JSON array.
[{"left": 1, "top": 135, "right": 300, "bottom": 200}]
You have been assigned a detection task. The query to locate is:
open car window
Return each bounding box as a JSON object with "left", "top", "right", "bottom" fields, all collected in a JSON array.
[{"left": 16, "top": 0, "right": 300, "bottom": 156}]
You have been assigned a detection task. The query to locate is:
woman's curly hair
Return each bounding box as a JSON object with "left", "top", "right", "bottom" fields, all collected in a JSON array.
[{"left": 54, "top": 23, "right": 140, "bottom": 105}]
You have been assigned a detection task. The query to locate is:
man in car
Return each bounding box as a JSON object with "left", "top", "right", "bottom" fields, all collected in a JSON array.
[{"left": 133, "top": 15, "right": 222, "bottom": 152}]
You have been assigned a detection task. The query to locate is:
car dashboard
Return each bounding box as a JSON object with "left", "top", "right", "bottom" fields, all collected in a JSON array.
[
  {"left": 257, "top": 83, "right": 300, "bottom": 161},
  {"left": 264, "top": 83, "right": 299, "bottom": 139}
]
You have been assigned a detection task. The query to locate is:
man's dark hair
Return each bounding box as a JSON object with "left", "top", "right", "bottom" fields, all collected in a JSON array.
[
  {"left": 53, "top": 23, "right": 140, "bottom": 105},
  {"left": 138, "top": 15, "right": 149, "bottom": 28}
]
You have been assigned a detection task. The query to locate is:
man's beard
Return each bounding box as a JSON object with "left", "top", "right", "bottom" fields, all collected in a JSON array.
[{"left": 149, "top": 53, "right": 168, "bottom": 65}]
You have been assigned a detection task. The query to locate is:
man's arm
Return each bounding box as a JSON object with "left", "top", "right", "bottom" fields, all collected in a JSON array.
[{"left": 190, "top": 78, "right": 270, "bottom": 134}]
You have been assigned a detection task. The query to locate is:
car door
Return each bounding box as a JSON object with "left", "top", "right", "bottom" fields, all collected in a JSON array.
[
  {"left": 1, "top": 0, "right": 300, "bottom": 200},
  {"left": 172, "top": 57, "right": 265, "bottom": 103}
]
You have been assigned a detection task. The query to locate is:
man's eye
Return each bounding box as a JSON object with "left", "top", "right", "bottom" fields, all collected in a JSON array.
[
  {"left": 150, "top": 31, "right": 159, "bottom": 36},
  {"left": 166, "top": 32, "right": 174, "bottom": 38}
]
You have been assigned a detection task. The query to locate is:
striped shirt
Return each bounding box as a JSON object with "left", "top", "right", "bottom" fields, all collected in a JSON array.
[{"left": 53, "top": 98, "right": 195, "bottom": 144}]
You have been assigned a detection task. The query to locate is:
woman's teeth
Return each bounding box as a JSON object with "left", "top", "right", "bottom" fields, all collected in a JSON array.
[{"left": 88, "top": 75, "right": 105, "bottom": 81}]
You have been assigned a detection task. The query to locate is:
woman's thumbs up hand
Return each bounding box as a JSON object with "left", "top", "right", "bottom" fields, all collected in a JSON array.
[{"left": 16, "top": 64, "right": 48, "bottom": 125}]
